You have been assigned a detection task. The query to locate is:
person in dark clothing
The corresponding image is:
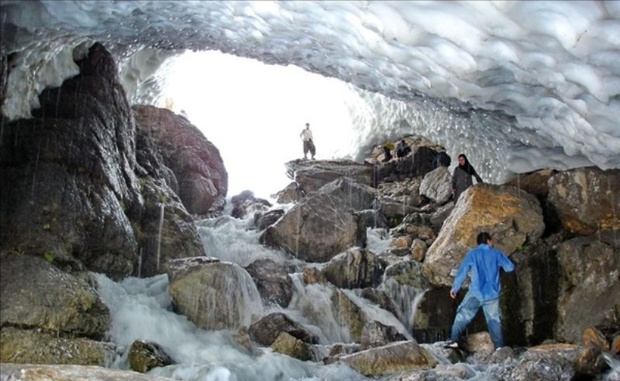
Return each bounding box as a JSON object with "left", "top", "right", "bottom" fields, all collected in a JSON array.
[
  {"left": 396, "top": 140, "right": 411, "bottom": 160},
  {"left": 381, "top": 145, "right": 392, "bottom": 163},
  {"left": 451, "top": 154, "right": 483, "bottom": 201}
]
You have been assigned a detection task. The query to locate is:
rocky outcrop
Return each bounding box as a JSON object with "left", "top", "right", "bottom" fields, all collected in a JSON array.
[
  {"left": 420, "top": 166, "right": 453, "bottom": 204},
  {"left": 555, "top": 232, "right": 620, "bottom": 344},
  {"left": 0, "top": 43, "right": 206, "bottom": 279},
  {"left": 285, "top": 159, "right": 374, "bottom": 193},
  {"left": 260, "top": 177, "right": 376, "bottom": 262},
  {"left": 0, "top": 328, "right": 115, "bottom": 366},
  {"left": 422, "top": 184, "right": 545, "bottom": 287},
  {"left": 547, "top": 167, "right": 620, "bottom": 235},
  {"left": 0, "top": 255, "right": 109, "bottom": 338},
  {"left": 321, "top": 248, "right": 387, "bottom": 289},
  {"left": 133, "top": 105, "right": 227, "bottom": 217}
]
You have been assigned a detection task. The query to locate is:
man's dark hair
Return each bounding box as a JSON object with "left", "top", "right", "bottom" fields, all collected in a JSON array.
[{"left": 477, "top": 232, "right": 492, "bottom": 245}]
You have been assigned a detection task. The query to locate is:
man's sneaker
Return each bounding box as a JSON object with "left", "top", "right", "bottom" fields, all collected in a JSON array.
[{"left": 444, "top": 341, "right": 459, "bottom": 349}]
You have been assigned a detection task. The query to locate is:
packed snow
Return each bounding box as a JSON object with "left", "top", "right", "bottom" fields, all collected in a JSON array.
[{"left": 1, "top": 0, "right": 619, "bottom": 190}]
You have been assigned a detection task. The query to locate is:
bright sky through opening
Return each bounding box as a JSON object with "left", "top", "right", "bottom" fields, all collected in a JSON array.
[{"left": 162, "top": 51, "right": 359, "bottom": 200}]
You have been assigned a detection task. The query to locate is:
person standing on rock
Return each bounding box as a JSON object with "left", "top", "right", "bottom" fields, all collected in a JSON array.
[
  {"left": 452, "top": 154, "right": 483, "bottom": 201},
  {"left": 445, "top": 232, "right": 515, "bottom": 350},
  {"left": 300, "top": 122, "right": 316, "bottom": 160}
]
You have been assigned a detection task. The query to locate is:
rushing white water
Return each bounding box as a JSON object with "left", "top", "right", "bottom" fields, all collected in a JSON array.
[{"left": 92, "top": 208, "right": 620, "bottom": 381}]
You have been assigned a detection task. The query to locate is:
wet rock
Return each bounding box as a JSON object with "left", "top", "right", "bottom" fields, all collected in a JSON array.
[
  {"left": 409, "top": 239, "right": 427, "bottom": 262},
  {"left": 133, "top": 105, "right": 227, "bottom": 217},
  {"left": 422, "top": 184, "right": 545, "bottom": 287},
  {"left": 270, "top": 332, "right": 312, "bottom": 361},
  {"left": 1, "top": 43, "right": 142, "bottom": 279},
  {"left": 555, "top": 232, "right": 620, "bottom": 344},
  {"left": 361, "top": 320, "right": 408, "bottom": 349},
  {"left": 248, "top": 312, "right": 319, "bottom": 347},
  {"left": 0, "top": 255, "right": 109, "bottom": 338},
  {"left": 128, "top": 340, "right": 174, "bottom": 373},
  {"left": 521, "top": 343, "right": 608, "bottom": 379},
  {"left": 547, "top": 167, "right": 620, "bottom": 235},
  {"left": 0, "top": 327, "right": 115, "bottom": 366},
  {"left": 260, "top": 177, "right": 375, "bottom": 262},
  {"left": 339, "top": 340, "right": 437, "bottom": 377},
  {"left": 463, "top": 331, "right": 495, "bottom": 354},
  {"left": 244, "top": 258, "right": 293, "bottom": 308},
  {"left": 321, "top": 248, "right": 387, "bottom": 289},
  {"left": 168, "top": 260, "right": 260, "bottom": 330}
]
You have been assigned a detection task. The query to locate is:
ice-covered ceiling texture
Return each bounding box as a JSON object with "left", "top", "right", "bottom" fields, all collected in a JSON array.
[{"left": 1, "top": 1, "right": 619, "bottom": 183}]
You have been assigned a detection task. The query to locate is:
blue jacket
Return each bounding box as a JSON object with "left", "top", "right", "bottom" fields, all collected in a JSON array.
[{"left": 451, "top": 243, "right": 515, "bottom": 302}]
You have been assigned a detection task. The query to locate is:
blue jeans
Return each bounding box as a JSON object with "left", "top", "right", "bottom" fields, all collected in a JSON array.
[{"left": 450, "top": 292, "right": 504, "bottom": 348}]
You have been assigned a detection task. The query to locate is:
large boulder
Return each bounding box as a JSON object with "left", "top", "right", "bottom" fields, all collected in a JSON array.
[
  {"left": 132, "top": 105, "right": 228, "bottom": 217},
  {"left": 339, "top": 341, "right": 437, "bottom": 377},
  {"left": 248, "top": 312, "right": 319, "bottom": 347},
  {"left": 0, "top": 255, "right": 109, "bottom": 338},
  {"left": 260, "top": 177, "right": 376, "bottom": 262},
  {"left": 420, "top": 166, "right": 453, "bottom": 204},
  {"left": 167, "top": 258, "right": 262, "bottom": 331},
  {"left": 422, "top": 184, "right": 545, "bottom": 287},
  {"left": 547, "top": 168, "right": 620, "bottom": 235},
  {"left": 555, "top": 232, "right": 620, "bottom": 344},
  {"left": 321, "top": 248, "right": 387, "bottom": 289},
  {"left": 284, "top": 159, "right": 374, "bottom": 194},
  {"left": 244, "top": 258, "right": 294, "bottom": 308}
]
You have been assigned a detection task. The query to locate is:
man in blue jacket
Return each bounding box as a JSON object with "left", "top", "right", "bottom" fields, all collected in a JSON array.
[{"left": 445, "top": 232, "right": 515, "bottom": 349}]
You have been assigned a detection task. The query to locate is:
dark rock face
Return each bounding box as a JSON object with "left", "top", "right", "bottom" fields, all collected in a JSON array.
[
  {"left": 321, "top": 248, "right": 387, "bottom": 289},
  {"left": 0, "top": 43, "right": 142, "bottom": 279},
  {"left": 244, "top": 258, "right": 294, "bottom": 308},
  {"left": 248, "top": 312, "right": 319, "bottom": 346},
  {"left": 132, "top": 105, "right": 228, "bottom": 217},
  {"left": 230, "top": 190, "right": 271, "bottom": 220}
]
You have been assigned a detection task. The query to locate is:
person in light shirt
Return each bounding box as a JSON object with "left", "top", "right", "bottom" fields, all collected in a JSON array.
[
  {"left": 300, "top": 122, "right": 316, "bottom": 160},
  {"left": 445, "top": 232, "right": 515, "bottom": 350}
]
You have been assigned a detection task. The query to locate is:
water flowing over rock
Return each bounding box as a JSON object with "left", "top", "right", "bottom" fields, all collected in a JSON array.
[
  {"left": 132, "top": 105, "right": 227, "bottom": 217},
  {"left": 260, "top": 177, "right": 377, "bottom": 262},
  {"left": 422, "top": 184, "right": 545, "bottom": 287},
  {"left": 167, "top": 259, "right": 262, "bottom": 331},
  {"left": 547, "top": 168, "right": 620, "bottom": 235}
]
